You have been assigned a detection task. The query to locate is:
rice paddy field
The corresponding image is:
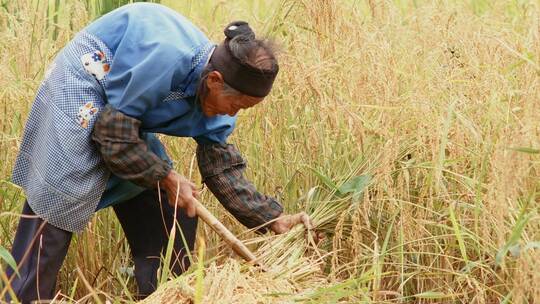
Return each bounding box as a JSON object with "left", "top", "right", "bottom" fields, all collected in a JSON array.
[{"left": 1, "top": 0, "right": 539, "bottom": 303}]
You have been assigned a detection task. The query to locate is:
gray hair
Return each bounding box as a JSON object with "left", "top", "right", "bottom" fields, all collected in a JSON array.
[{"left": 197, "top": 35, "right": 277, "bottom": 100}]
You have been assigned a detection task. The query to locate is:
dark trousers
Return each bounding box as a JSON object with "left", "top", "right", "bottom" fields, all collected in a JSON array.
[{"left": 3, "top": 190, "right": 198, "bottom": 303}]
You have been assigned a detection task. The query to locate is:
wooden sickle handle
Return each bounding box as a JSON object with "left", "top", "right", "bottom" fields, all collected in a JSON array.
[{"left": 194, "top": 199, "right": 258, "bottom": 263}]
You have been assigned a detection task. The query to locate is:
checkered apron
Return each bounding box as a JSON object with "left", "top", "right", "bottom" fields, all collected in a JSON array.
[{"left": 12, "top": 31, "right": 114, "bottom": 232}]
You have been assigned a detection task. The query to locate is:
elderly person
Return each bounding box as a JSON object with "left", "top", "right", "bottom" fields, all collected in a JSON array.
[{"left": 5, "top": 3, "right": 312, "bottom": 302}]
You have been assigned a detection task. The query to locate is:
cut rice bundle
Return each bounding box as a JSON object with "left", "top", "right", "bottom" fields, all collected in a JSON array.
[{"left": 141, "top": 255, "right": 327, "bottom": 303}]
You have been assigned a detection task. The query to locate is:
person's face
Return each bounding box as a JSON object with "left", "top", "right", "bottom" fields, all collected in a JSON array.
[{"left": 201, "top": 71, "right": 263, "bottom": 117}]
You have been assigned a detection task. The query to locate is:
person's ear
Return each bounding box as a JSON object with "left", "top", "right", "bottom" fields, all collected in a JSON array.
[{"left": 206, "top": 71, "right": 224, "bottom": 91}]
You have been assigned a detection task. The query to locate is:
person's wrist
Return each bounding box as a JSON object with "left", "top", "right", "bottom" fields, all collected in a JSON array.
[
  {"left": 158, "top": 165, "right": 173, "bottom": 185},
  {"left": 161, "top": 170, "right": 177, "bottom": 190}
]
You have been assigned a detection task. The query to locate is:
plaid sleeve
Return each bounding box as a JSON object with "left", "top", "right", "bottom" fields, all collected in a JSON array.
[
  {"left": 91, "top": 104, "right": 171, "bottom": 188},
  {"left": 196, "top": 143, "right": 283, "bottom": 233}
]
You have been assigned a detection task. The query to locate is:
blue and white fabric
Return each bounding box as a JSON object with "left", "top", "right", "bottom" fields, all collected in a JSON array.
[{"left": 12, "top": 3, "right": 237, "bottom": 232}]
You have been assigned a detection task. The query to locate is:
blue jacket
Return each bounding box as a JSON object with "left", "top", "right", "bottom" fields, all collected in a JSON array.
[
  {"left": 12, "top": 3, "right": 236, "bottom": 232},
  {"left": 85, "top": 3, "right": 237, "bottom": 143}
]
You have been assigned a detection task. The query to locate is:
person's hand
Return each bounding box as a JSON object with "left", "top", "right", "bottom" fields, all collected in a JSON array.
[
  {"left": 161, "top": 170, "right": 199, "bottom": 217},
  {"left": 270, "top": 212, "right": 324, "bottom": 243},
  {"left": 270, "top": 212, "right": 312, "bottom": 233}
]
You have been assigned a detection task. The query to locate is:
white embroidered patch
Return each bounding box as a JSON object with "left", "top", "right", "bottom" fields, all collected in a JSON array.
[
  {"left": 81, "top": 51, "right": 110, "bottom": 80},
  {"left": 77, "top": 101, "right": 99, "bottom": 129}
]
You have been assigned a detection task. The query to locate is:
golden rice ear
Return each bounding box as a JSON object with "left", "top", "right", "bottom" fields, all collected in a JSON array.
[
  {"left": 103, "top": 64, "right": 110, "bottom": 72},
  {"left": 84, "top": 101, "right": 93, "bottom": 108}
]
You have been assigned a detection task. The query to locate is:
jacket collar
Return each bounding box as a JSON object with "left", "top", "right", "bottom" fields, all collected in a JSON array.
[{"left": 182, "top": 42, "right": 216, "bottom": 98}]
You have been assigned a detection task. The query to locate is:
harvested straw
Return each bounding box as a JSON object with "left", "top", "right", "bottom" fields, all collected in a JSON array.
[
  {"left": 142, "top": 171, "right": 372, "bottom": 303},
  {"left": 142, "top": 257, "right": 325, "bottom": 304}
]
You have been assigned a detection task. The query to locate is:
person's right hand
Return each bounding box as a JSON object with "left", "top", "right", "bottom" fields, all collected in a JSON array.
[
  {"left": 270, "top": 212, "right": 324, "bottom": 244},
  {"left": 161, "top": 170, "right": 199, "bottom": 217}
]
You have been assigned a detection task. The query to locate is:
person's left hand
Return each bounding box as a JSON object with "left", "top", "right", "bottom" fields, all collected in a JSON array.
[{"left": 270, "top": 212, "right": 324, "bottom": 243}]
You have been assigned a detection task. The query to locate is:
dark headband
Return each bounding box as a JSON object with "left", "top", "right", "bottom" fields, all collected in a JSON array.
[{"left": 209, "top": 21, "right": 279, "bottom": 98}]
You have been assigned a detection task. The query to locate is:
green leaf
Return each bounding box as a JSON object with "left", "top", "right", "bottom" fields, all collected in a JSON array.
[
  {"left": 413, "top": 291, "right": 449, "bottom": 299},
  {"left": 301, "top": 276, "right": 364, "bottom": 302},
  {"left": 501, "top": 292, "right": 512, "bottom": 304},
  {"left": 508, "top": 244, "right": 521, "bottom": 257},
  {"left": 495, "top": 212, "right": 532, "bottom": 265},
  {"left": 523, "top": 241, "right": 540, "bottom": 251},
  {"left": 0, "top": 246, "right": 18, "bottom": 277},
  {"left": 337, "top": 174, "right": 372, "bottom": 199},
  {"left": 449, "top": 204, "right": 469, "bottom": 263},
  {"left": 311, "top": 169, "right": 372, "bottom": 201},
  {"left": 507, "top": 241, "right": 540, "bottom": 258},
  {"left": 508, "top": 147, "right": 540, "bottom": 154},
  {"left": 310, "top": 168, "right": 339, "bottom": 192}
]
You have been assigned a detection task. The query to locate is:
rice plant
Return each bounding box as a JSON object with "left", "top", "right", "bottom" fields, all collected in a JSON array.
[{"left": 1, "top": 0, "right": 539, "bottom": 303}]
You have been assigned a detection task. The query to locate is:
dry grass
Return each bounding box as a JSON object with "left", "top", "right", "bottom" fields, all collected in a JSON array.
[{"left": 1, "top": 0, "right": 539, "bottom": 303}]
